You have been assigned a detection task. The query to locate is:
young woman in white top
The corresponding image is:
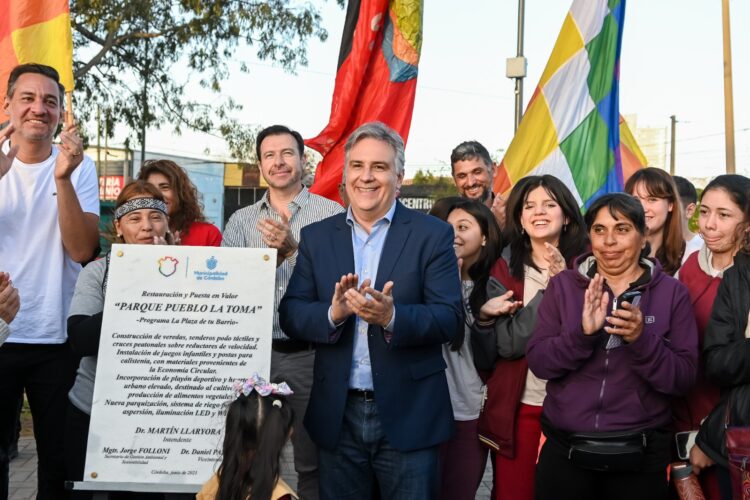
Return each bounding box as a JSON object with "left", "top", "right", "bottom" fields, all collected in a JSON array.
[{"left": 429, "top": 197, "right": 511, "bottom": 500}]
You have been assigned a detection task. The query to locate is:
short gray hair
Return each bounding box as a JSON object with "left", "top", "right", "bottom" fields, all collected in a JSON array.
[{"left": 344, "top": 122, "right": 405, "bottom": 178}]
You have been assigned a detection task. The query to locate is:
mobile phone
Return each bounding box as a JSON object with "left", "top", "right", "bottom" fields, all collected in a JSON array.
[
  {"left": 675, "top": 430, "right": 698, "bottom": 460},
  {"left": 617, "top": 290, "right": 642, "bottom": 309}
]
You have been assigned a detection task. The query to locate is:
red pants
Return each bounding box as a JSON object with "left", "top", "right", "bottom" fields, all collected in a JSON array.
[
  {"left": 495, "top": 403, "right": 543, "bottom": 500},
  {"left": 438, "top": 419, "right": 489, "bottom": 500}
]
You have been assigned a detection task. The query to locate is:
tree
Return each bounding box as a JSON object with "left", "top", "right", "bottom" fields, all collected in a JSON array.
[
  {"left": 412, "top": 169, "right": 436, "bottom": 185},
  {"left": 410, "top": 169, "right": 458, "bottom": 199},
  {"left": 72, "top": 0, "right": 341, "bottom": 161},
  {"left": 689, "top": 188, "right": 702, "bottom": 233}
]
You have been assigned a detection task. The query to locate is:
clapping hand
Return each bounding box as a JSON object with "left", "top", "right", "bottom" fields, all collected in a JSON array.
[
  {"left": 55, "top": 122, "right": 84, "bottom": 180},
  {"left": 0, "top": 273, "right": 20, "bottom": 324},
  {"left": 0, "top": 125, "right": 19, "bottom": 180},
  {"left": 345, "top": 279, "right": 395, "bottom": 328},
  {"left": 491, "top": 193, "right": 507, "bottom": 229},
  {"left": 331, "top": 273, "right": 362, "bottom": 324},
  {"left": 479, "top": 291, "right": 522, "bottom": 321},
  {"left": 257, "top": 213, "right": 298, "bottom": 267},
  {"left": 153, "top": 233, "right": 175, "bottom": 245},
  {"left": 543, "top": 242, "right": 566, "bottom": 277},
  {"left": 582, "top": 273, "right": 609, "bottom": 335}
]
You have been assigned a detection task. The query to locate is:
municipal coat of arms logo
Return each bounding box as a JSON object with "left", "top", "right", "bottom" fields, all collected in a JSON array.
[{"left": 158, "top": 256, "right": 179, "bottom": 277}]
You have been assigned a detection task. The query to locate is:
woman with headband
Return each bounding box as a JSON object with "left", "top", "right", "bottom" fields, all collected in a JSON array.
[{"left": 62, "top": 180, "right": 171, "bottom": 499}]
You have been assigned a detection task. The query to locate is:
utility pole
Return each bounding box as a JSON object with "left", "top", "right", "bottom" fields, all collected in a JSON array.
[
  {"left": 669, "top": 115, "right": 677, "bottom": 175},
  {"left": 96, "top": 106, "right": 102, "bottom": 178},
  {"left": 721, "top": 0, "right": 736, "bottom": 173},
  {"left": 124, "top": 146, "right": 130, "bottom": 184},
  {"left": 140, "top": 13, "right": 151, "bottom": 168},
  {"left": 103, "top": 112, "right": 109, "bottom": 190},
  {"left": 507, "top": 0, "right": 527, "bottom": 132}
]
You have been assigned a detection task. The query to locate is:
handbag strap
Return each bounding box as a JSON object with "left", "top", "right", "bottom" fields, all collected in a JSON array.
[{"left": 725, "top": 390, "right": 735, "bottom": 429}]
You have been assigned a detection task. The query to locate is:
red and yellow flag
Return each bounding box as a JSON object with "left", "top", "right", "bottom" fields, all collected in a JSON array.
[
  {"left": 618, "top": 115, "right": 648, "bottom": 183},
  {"left": 0, "top": 0, "right": 74, "bottom": 98},
  {"left": 306, "top": 0, "right": 423, "bottom": 203}
]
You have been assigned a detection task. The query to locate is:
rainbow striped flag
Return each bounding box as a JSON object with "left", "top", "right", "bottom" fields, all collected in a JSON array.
[
  {"left": 494, "top": 0, "right": 639, "bottom": 208},
  {"left": 0, "top": 0, "right": 74, "bottom": 98},
  {"left": 619, "top": 115, "right": 648, "bottom": 180}
]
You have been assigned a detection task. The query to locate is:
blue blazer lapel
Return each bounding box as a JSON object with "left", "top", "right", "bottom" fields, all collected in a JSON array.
[
  {"left": 375, "top": 202, "right": 412, "bottom": 290},
  {"left": 332, "top": 214, "right": 355, "bottom": 279}
]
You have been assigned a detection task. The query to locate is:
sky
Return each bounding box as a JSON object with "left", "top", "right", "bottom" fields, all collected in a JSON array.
[{"left": 141, "top": 0, "right": 750, "bottom": 181}]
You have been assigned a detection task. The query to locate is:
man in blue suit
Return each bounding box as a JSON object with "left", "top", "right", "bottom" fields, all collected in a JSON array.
[{"left": 279, "top": 122, "right": 462, "bottom": 500}]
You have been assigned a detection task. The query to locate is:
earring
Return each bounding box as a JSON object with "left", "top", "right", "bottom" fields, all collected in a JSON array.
[
  {"left": 520, "top": 227, "right": 525, "bottom": 235},
  {"left": 563, "top": 223, "right": 568, "bottom": 233},
  {"left": 117, "top": 233, "right": 122, "bottom": 238},
  {"left": 482, "top": 237, "right": 486, "bottom": 247}
]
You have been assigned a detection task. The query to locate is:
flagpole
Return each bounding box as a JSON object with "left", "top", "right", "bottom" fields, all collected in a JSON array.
[
  {"left": 65, "top": 91, "right": 74, "bottom": 127},
  {"left": 513, "top": 0, "right": 526, "bottom": 132},
  {"left": 721, "top": 0, "right": 736, "bottom": 174},
  {"left": 669, "top": 115, "right": 677, "bottom": 175}
]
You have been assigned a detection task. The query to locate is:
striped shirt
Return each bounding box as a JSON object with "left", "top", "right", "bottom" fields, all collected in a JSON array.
[
  {"left": 222, "top": 186, "right": 344, "bottom": 340},
  {"left": 0, "top": 319, "right": 9, "bottom": 344}
]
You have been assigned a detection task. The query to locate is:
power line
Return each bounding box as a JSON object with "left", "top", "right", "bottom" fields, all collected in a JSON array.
[
  {"left": 239, "top": 61, "right": 512, "bottom": 101},
  {"left": 636, "top": 126, "right": 750, "bottom": 149}
]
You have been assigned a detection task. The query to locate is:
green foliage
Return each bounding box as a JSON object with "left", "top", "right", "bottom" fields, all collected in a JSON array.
[
  {"left": 71, "top": 0, "right": 342, "bottom": 161},
  {"left": 689, "top": 188, "right": 702, "bottom": 234},
  {"left": 411, "top": 169, "right": 458, "bottom": 199},
  {"left": 412, "top": 169, "right": 435, "bottom": 185}
]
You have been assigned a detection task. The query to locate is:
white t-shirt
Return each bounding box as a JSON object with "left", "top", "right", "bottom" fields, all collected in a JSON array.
[
  {"left": 443, "top": 280, "right": 485, "bottom": 421},
  {"left": 0, "top": 147, "right": 100, "bottom": 344},
  {"left": 520, "top": 265, "right": 548, "bottom": 406}
]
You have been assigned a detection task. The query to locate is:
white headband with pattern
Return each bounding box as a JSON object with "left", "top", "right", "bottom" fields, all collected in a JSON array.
[{"left": 115, "top": 198, "right": 168, "bottom": 220}]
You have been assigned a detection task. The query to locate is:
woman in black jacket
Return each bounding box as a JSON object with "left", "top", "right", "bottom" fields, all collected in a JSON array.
[{"left": 696, "top": 247, "right": 750, "bottom": 499}]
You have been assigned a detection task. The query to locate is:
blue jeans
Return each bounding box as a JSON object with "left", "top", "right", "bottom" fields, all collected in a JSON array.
[{"left": 318, "top": 393, "right": 439, "bottom": 500}]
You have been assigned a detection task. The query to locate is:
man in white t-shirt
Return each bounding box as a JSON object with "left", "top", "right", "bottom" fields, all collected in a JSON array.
[{"left": 0, "top": 64, "right": 100, "bottom": 500}]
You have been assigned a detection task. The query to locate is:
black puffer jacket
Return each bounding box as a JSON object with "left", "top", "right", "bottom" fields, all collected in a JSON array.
[{"left": 696, "top": 251, "right": 750, "bottom": 467}]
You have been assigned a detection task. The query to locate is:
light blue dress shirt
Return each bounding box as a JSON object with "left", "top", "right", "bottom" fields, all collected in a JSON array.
[{"left": 345, "top": 202, "right": 397, "bottom": 390}]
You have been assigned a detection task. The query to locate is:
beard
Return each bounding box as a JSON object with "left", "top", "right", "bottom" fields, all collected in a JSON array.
[{"left": 463, "top": 185, "right": 492, "bottom": 204}]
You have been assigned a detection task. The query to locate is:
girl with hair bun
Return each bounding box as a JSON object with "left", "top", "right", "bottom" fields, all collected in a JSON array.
[{"left": 197, "top": 374, "right": 297, "bottom": 500}]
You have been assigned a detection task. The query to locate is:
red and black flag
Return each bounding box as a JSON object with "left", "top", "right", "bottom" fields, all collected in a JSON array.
[{"left": 307, "top": 0, "right": 423, "bottom": 203}]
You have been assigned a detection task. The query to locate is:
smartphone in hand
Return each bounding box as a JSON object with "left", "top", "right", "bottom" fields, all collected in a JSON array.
[{"left": 615, "top": 290, "right": 641, "bottom": 312}]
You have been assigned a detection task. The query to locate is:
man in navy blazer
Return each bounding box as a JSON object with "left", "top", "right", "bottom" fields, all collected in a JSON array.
[{"left": 279, "top": 122, "right": 462, "bottom": 500}]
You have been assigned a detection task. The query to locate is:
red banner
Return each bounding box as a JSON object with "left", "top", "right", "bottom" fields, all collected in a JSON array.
[
  {"left": 99, "top": 175, "right": 124, "bottom": 201},
  {"left": 306, "top": 0, "right": 423, "bottom": 203}
]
